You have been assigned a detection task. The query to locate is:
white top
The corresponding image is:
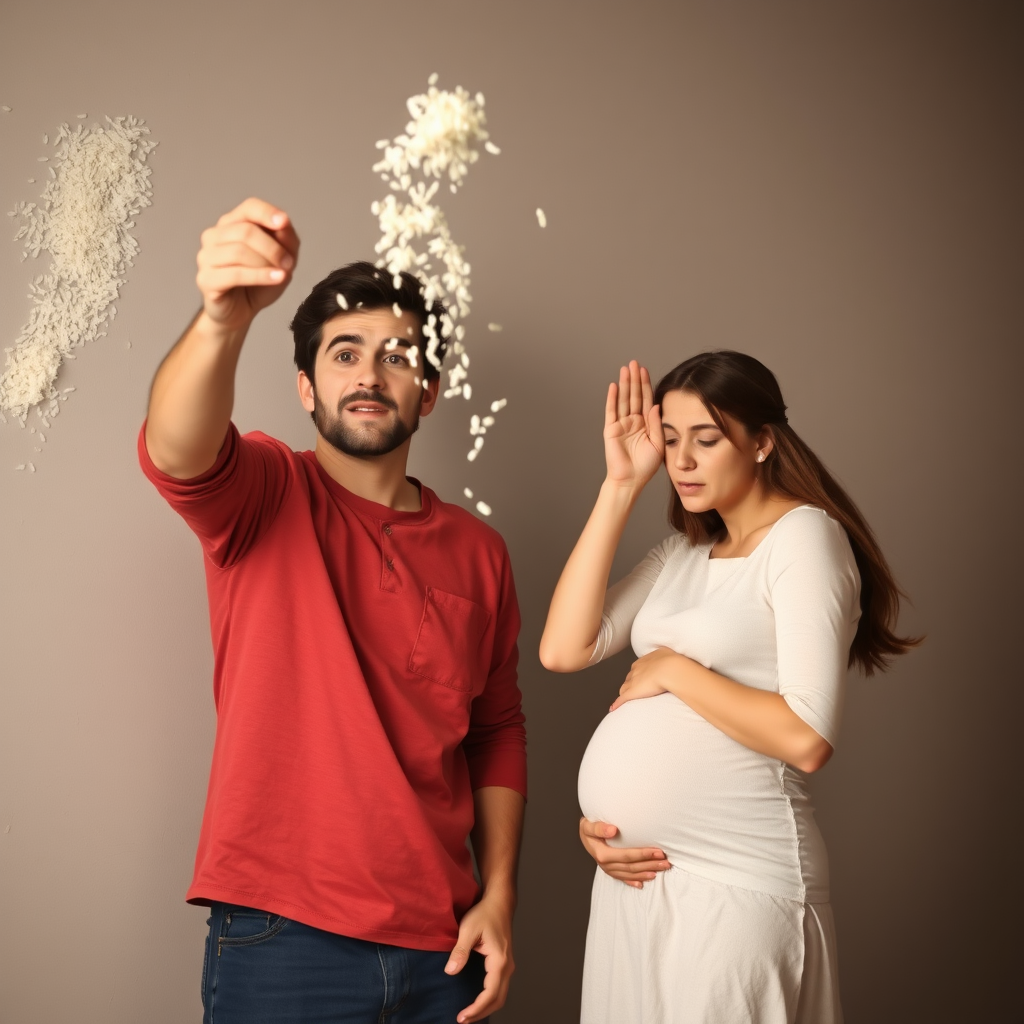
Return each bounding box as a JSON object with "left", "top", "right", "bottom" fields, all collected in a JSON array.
[{"left": 577, "top": 505, "right": 861, "bottom": 902}]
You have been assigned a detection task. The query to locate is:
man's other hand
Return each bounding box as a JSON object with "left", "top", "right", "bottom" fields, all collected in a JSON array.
[{"left": 446, "top": 892, "right": 514, "bottom": 1023}]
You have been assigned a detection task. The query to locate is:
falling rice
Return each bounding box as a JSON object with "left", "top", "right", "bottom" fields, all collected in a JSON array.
[
  {"left": 464, "top": 487, "right": 473, "bottom": 499},
  {"left": 487, "top": 323, "right": 502, "bottom": 332},
  {"left": 336, "top": 292, "right": 349, "bottom": 310},
  {"left": 536, "top": 208, "right": 547, "bottom": 228},
  {"left": 371, "top": 76, "right": 509, "bottom": 507},
  {"left": 475, "top": 501, "right": 492, "bottom": 516}
]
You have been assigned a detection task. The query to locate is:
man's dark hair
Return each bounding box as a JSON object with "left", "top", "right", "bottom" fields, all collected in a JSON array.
[{"left": 290, "top": 262, "right": 450, "bottom": 384}]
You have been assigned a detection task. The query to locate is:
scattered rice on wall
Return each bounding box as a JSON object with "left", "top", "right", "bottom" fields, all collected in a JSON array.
[
  {"left": 2, "top": 115, "right": 157, "bottom": 422},
  {"left": 371, "top": 77, "right": 514, "bottom": 516}
]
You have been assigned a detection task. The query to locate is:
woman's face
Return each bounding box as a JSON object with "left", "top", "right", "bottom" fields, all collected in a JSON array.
[{"left": 660, "top": 389, "right": 765, "bottom": 515}]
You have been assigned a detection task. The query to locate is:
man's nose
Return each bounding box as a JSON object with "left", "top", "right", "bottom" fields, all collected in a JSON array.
[{"left": 356, "top": 364, "right": 385, "bottom": 389}]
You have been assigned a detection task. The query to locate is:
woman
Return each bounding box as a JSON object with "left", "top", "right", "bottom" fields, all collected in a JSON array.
[{"left": 540, "top": 352, "right": 918, "bottom": 1024}]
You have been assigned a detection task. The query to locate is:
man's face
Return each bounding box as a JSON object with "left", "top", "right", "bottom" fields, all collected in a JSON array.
[{"left": 297, "top": 307, "right": 438, "bottom": 458}]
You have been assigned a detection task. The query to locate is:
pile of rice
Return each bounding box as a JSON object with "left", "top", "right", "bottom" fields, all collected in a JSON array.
[
  {"left": 370, "top": 77, "right": 507, "bottom": 513},
  {"left": 1, "top": 115, "right": 156, "bottom": 425}
]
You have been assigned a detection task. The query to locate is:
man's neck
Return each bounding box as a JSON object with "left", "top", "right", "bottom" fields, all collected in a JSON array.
[{"left": 314, "top": 436, "right": 422, "bottom": 511}]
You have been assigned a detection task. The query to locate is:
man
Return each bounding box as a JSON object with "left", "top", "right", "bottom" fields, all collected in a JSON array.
[{"left": 141, "top": 197, "right": 526, "bottom": 1024}]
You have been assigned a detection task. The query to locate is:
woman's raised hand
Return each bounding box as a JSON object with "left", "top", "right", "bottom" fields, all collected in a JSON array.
[{"left": 603, "top": 361, "right": 665, "bottom": 489}]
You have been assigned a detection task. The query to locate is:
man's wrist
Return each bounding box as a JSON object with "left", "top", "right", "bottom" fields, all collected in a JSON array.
[
  {"left": 193, "top": 309, "right": 251, "bottom": 353},
  {"left": 478, "top": 878, "right": 517, "bottom": 912}
]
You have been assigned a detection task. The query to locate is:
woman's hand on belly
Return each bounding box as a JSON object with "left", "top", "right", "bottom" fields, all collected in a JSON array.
[
  {"left": 579, "top": 817, "right": 672, "bottom": 889},
  {"left": 609, "top": 648, "right": 684, "bottom": 711}
]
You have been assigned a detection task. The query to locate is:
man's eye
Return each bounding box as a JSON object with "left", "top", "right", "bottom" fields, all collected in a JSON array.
[
  {"left": 336, "top": 350, "right": 354, "bottom": 362},
  {"left": 384, "top": 354, "right": 408, "bottom": 365}
]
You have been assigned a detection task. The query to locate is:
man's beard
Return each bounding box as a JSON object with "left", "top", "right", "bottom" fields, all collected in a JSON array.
[{"left": 313, "top": 389, "right": 419, "bottom": 457}]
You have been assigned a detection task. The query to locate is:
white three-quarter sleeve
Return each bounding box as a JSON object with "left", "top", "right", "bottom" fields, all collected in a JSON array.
[
  {"left": 589, "top": 537, "right": 676, "bottom": 665},
  {"left": 765, "top": 509, "right": 862, "bottom": 748}
]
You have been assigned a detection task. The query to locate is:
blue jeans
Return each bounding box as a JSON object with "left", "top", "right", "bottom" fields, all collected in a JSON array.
[{"left": 201, "top": 903, "right": 487, "bottom": 1023}]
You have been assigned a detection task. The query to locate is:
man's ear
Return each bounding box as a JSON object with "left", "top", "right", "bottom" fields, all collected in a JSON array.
[
  {"left": 298, "top": 371, "right": 315, "bottom": 414},
  {"left": 418, "top": 376, "right": 441, "bottom": 417}
]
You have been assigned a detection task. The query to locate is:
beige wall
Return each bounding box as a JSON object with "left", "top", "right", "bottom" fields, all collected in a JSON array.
[{"left": 1, "top": 2, "right": 1021, "bottom": 1021}]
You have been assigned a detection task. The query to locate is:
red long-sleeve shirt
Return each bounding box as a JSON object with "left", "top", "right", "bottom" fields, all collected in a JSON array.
[{"left": 139, "top": 423, "right": 526, "bottom": 950}]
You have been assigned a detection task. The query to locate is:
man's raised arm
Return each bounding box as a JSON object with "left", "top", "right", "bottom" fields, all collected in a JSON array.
[{"left": 145, "top": 198, "right": 300, "bottom": 479}]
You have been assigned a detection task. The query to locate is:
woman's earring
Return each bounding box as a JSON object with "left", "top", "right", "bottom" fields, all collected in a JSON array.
[{"left": 756, "top": 452, "right": 766, "bottom": 463}]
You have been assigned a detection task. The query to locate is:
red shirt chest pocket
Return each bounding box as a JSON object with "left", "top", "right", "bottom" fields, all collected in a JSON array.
[{"left": 409, "top": 587, "right": 492, "bottom": 693}]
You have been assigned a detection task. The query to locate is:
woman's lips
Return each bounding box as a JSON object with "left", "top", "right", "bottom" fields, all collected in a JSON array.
[{"left": 676, "top": 481, "right": 705, "bottom": 492}]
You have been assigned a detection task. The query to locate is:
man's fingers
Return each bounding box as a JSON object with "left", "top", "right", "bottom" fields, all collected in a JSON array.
[
  {"left": 444, "top": 942, "right": 472, "bottom": 976},
  {"left": 207, "top": 222, "right": 295, "bottom": 269},
  {"left": 271, "top": 219, "right": 301, "bottom": 260},
  {"left": 198, "top": 265, "right": 286, "bottom": 298},
  {"left": 456, "top": 953, "right": 509, "bottom": 1024},
  {"left": 202, "top": 241, "right": 278, "bottom": 272},
  {"left": 216, "top": 196, "right": 290, "bottom": 233}
]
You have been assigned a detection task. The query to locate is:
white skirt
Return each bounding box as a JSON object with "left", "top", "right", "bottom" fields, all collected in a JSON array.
[{"left": 581, "top": 866, "right": 842, "bottom": 1024}]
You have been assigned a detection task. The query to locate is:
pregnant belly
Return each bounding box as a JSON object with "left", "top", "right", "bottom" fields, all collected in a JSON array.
[{"left": 577, "top": 692, "right": 799, "bottom": 872}]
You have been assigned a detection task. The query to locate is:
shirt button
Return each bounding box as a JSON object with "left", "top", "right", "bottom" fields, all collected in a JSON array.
[
  {"left": 383, "top": 525, "right": 392, "bottom": 536},
  {"left": 386, "top": 558, "right": 394, "bottom": 571}
]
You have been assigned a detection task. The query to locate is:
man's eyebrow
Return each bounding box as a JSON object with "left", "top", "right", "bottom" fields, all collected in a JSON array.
[{"left": 324, "top": 333, "right": 364, "bottom": 353}]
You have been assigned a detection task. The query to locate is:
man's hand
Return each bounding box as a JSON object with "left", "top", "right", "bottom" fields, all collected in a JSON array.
[
  {"left": 579, "top": 817, "right": 671, "bottom": 889},
  {"left": 446, "top": 892, "right": 515, "bottom": 1023},
  {"left": 196, "top": 197, "right": 300, "bottom": 331}
]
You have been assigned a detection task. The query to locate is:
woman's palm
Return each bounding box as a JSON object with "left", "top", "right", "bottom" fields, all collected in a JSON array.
[{"left": 604, "top": 362, "right": 664, "bottom": 487}]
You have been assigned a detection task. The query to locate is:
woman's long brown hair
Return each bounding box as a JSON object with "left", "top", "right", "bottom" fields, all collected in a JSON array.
[{"left": 654, "top": 351, "right": 921, "bottom": 675}]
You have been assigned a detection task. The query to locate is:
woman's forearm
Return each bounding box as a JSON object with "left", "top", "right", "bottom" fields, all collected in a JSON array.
[
  {"left": 539, "top": 480, "right": 640, "bottom": 672},
  {"left": 664, "top": 659, "right": 833, "bottom": 772}
]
